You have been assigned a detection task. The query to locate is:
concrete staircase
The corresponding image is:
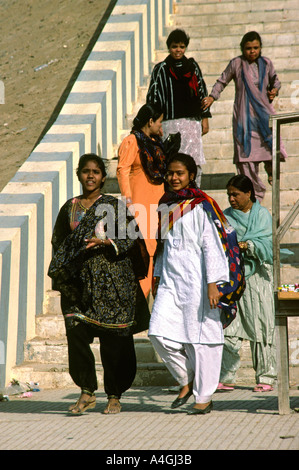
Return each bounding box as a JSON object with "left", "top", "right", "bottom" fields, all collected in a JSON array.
[
  {"left": 168, "top": 0, "right": 299, "bottom": 228},
  {"left": 11, "top": 0, "right": 299, "bottom": 389},
  {"left": 168, "top": 0, "right": 299, "bottom": 386}
]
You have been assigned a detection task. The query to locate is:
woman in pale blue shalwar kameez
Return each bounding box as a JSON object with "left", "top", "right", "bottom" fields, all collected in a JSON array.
[{"left": 219, "top": 174, "right": 276, "bottom": 392}]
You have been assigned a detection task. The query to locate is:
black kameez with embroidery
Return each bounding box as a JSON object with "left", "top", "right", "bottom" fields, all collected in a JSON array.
[
  {"left": 49, "top": 194, "right": 149, "bottom": 335},
  {"left": 48, "top": 194, "right": 150, "bottom": 397}
]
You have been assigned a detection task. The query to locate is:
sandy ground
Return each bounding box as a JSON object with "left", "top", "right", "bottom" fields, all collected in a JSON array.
[{"left": 0, "top": 0, "right": 114, "bottom": 192}]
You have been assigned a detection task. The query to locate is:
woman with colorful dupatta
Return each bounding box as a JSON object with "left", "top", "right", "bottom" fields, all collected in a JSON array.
[
  {"left": 117, "top": 104, "right": 166, "bottom": 299},
  {"left": 146, "top": 29, "right": 211, "bottom": 187},
  {"left": 149, "top": 153, "right": 245, "bottom": 414},
  {"left": 48, "top": 154, "right": 150, "bottom": 415},
  {"left": 218, "top": 175, "right": 276, "bottom": 393},
  {"left": 202, "top": 31, "right": 287, "bottom": 201}
]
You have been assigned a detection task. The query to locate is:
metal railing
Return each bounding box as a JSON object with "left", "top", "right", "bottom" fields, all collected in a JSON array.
[{"left": 269, "top": 111, "right": 299, "bottom": 415}]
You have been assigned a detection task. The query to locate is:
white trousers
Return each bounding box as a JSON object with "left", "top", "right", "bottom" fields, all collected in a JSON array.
[{"left": 150, "top": 335, "right": 223, "bottom": 403}]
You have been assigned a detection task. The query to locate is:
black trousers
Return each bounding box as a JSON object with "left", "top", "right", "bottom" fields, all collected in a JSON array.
[{"left": 66, "top": 322, "right": 137, "bottom": 398}]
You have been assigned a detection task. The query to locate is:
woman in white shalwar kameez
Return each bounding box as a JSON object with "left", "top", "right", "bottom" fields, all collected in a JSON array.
[{"left": 149, "top": 153, "right": 245, "bottom": 414}]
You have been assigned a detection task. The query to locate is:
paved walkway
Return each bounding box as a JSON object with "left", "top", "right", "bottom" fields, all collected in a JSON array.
[{"left": 0, "top": 384, "right": 298, "bottom": 452}]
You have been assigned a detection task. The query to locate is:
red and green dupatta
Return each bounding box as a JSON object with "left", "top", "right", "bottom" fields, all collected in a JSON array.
[{"left": 157, "top": 187, "right": 246, "bottom": 329}]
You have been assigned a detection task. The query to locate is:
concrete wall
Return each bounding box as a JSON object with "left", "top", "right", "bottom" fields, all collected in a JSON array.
[{"left": 0, "top": 0, "right": 172, "bottom": 388}]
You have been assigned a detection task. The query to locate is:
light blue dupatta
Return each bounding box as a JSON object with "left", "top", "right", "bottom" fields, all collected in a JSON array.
[{"left": 223, "top": 201, "right": 272, "bottom": 278}]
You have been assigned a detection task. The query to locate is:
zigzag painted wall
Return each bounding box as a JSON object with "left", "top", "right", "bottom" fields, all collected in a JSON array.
[{"left": 0, "top": 0, "right": 172, "bottom": 387}]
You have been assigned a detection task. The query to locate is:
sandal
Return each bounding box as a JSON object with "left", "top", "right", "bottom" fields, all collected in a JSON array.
[
  {"left": 217, "top": 382, "right": 235, "bottom": 391},
  {"left": 253, "top": 384, "right": 273, "bottom": 392},
  {"left": 103, "top": 396, "right": 121, "bottom": 414},
  {"left": 69, "top": 390, "right": 96, "bottom": 415}
]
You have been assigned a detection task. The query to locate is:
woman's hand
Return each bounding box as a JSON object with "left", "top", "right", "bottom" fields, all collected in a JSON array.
[
  {"left": 201, "top": 118, "right": 209, "bottom": 136},
  {"left": 208, "top": 282, "right": 222, "bottom": 309},
  {"left": 267, "top": 87, "right": 278, "bottom": 102},
  {"left": 201, "top": 96, "right": 214, "bottom": 111},
  {"left": 238, "top": 241, "right": 248, "bottom": 252},
  {"left": 84, "top": 238, "right": 111, "bottom": 250}
]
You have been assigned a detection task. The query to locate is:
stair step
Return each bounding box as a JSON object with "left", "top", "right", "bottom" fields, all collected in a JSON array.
[
  {"left": 203, "top": 126, "right": 298, "bottom": 143},
  {"left": 171, "top": 32, "right": 299, "bottom": 49},
  {"left": 11, "top": 361, "right": 175, "bottom": 389},
  {"left": 281, "top": 264, "right": 299, "bottom": 283},
  {"left": 173, "top": 0, "right": 299, "bottom": 13},
  {"left": 174, "top": 42, "right": 299, "bottom": 61},
  {"left": 13, "top": 330, "right": 299, "bottom": 389},
  {"left": 203, "top": 140, "right": 299, "bottom": 159},
  {"left": 171, "top": 9, "right": 299, "bottom": 25},
  {"left": 203, "top": 156, "right": 298, "bottom": 172},
  {"left": 168, "top": 20, "right": 299, "bottom": 37},
  {"left": 24, "top": 335, "right": 163, "bottom": 365},
  {"left": 205, "top": 113, "right": 299, "bottom": 131}
]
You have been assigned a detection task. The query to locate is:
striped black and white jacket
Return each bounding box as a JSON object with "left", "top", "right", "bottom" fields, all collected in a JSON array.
[{"left": 146, "top": 56, "right": 212, "bottom": 121}]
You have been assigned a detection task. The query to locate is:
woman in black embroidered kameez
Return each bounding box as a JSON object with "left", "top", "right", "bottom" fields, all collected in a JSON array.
[{"left": 48, "top": 154, "right": 150, "bottom": 415}]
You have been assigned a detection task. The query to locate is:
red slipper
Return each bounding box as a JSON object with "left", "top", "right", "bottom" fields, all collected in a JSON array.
[
  {"left": 217, "top": 382, "right": 234, "bottom": 391},
  {"left": 253, "top": 384, "right": 273, "bottom": 392}
]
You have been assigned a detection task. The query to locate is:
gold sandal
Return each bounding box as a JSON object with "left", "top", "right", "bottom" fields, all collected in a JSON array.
[
  {"left": 103, "top": 395, "right": 121, "bottom": 414},
  {"left": 69, "top": 390, "right": 96, "bottom": 415}
]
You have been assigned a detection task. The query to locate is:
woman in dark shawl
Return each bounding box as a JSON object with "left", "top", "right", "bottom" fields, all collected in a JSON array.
[{"left": 49, "top": 154, "right": 149, "bottom": 414}]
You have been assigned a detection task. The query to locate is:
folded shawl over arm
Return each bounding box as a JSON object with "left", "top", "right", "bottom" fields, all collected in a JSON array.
[
  {"left": 222, "top": 202, "right": 275, "bottom": 347},
  {"left": 48, "top": 195, "right": 150, "bottom": 334},
  {"left": 223, "top": 200, "right": 273, "bottom": 279}
]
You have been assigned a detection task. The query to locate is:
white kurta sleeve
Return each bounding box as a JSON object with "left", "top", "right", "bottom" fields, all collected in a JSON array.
[{"left": 201, "top": 210, "right": 229, "bottom": 285}]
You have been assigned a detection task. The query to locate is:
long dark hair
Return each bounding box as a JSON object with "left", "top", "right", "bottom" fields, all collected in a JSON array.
[
  {"left": 226, "top": 174, "right": 256, "bottom": 202},
  {"left": 132, "top": 104, "right": 162, "bottom": 131}
]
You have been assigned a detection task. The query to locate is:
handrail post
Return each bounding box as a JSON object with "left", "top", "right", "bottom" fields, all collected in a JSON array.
[{"left": 269, "top": 112, "right": 299, "bottom": 414}]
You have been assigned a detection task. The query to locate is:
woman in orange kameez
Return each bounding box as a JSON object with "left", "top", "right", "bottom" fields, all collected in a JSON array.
[{"left": 117, "top": 104, "right": 166, "bottom": 299}]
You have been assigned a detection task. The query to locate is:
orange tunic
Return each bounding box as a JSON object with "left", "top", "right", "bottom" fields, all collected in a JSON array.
[{"left": 117, "top": 134, "right": 165, "bottom": 298}]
